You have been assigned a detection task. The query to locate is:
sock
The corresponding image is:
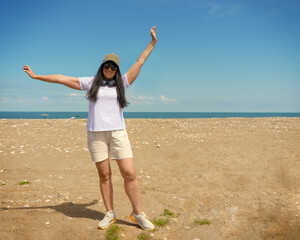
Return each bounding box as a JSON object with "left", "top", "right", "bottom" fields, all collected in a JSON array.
[
  {"left": 133, "top": 211, "right": 142, "bottom": 217},
  {"left": 108, "top": 210, "right": 115, "bottom": 215}
]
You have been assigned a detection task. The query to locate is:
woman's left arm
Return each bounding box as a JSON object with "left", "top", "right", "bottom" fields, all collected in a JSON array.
[{"left": 126, "top": 26, "right": 158, "bottom": 85}]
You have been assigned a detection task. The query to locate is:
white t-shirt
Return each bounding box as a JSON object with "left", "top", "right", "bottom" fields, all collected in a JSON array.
[{"left": 78, "top": 74, "right": 130, "bottom": 131}]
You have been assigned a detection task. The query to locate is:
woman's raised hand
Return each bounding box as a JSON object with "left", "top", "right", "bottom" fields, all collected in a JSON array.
[
  {"left": 151, "top": 26, "right": 158, "bottom": 44},
  {"left": 23, "top": 65, "right": 37, "bottom": 79}
]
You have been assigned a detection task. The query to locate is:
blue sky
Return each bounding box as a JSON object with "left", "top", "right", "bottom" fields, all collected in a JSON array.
[{"left": 0, "top": 0, "right": 299, "bottom": 112}]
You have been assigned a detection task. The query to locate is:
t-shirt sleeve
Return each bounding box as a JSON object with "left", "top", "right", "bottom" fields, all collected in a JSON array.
[
  {"left": 78, "top": 77, "right": 94, "bottom": 91},
  {"left": 122, "top": 74, "right": 130, "bottom": 90}
]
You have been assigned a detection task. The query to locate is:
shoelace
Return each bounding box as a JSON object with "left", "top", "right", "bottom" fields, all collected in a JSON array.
[
  {"left": 133, "top": 211, "right": 149, "bottom": 221},
  {"left": 103, "top": 211, "right": 114, "bottom": 221},
  {"left": 140, "top": 212, "right": 150, "bottom": 221}
]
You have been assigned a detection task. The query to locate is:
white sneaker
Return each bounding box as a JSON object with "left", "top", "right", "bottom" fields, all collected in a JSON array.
[
  {"left": 98, "top": 210, "right": 116, "bottom": 229},
  {"left": 130, "top": 211, "right": 155, "bottom": 230}
]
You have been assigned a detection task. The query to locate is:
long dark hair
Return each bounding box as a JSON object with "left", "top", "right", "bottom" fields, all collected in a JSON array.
[{"left": 87, "top": 63, "right": 129, "bottom": 108}]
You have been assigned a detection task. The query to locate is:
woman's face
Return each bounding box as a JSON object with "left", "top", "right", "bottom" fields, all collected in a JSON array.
[{"left": 102, "top": 61, "right": 118, "bottom": 80}]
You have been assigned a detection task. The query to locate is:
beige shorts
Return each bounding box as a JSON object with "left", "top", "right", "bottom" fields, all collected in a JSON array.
[{"left": 87, "top": 129, "right": 133, "bottom": 163}]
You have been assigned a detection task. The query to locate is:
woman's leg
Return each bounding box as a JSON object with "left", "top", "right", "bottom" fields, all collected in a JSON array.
[
  {"left": 95, "top": 158, "right": 114, "bottom": 212},
  {"left": 116, "top": 158, "right": 142, "bottom": 215}
]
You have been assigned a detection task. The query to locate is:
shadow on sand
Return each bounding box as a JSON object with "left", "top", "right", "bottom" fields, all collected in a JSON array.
[{"left": 1, "top": 199, "right": 136, "bottom": 227}]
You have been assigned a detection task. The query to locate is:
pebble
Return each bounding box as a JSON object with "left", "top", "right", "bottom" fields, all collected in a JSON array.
[
  {"left": 45, "top": 222, "right": 50, "bottom": 225},
  {"left": 24, "top": 204, "right": 30, "bottom": 208}
]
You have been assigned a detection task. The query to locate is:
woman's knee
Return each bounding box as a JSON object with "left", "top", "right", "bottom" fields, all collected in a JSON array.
[
  {"left": 117, "top": 158, "right": 137, "bottom": 182},
  {"left": 122, "top": 170, "right": 136, "bottom": 182},
  {"left": 98, "top": 170, "right": 111, "bottom": 182},
  {"left": 95, "top": 159, "right": 111, "bottom": 182}
]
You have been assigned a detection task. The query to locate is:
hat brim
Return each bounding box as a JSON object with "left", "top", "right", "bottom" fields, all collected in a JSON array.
[{"left": 102, "top": 60, "right": 119, "bottom": 67}]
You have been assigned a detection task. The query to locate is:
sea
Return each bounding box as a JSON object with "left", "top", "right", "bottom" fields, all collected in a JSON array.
[{"left": 0, "top": 112, "right": 299, "bottom": 119}]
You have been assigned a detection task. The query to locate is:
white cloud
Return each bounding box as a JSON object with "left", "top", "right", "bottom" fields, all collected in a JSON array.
[
  {"left": 138, "top": 96, "right": 154, "bottom": 100},
  {"left": 129, "top": 94, "right": 154, "bottom": 101},
  {"left": 70, "top": 93, "right": 84, "bottom": 97},
  {"left": 0, "top": 97, "right": 8, "bottom": 103},
  {"left": 207, "top": 2, "right": 222, "bottom": 14},
  {"left": 128, "top": 94, "right": 177, "bottom": 105},
  {"left": 206, "top": 1, "right": 244, "bottom": 16},
  {"left": 160, "top": 95, "right": 177, "bottom": 103},
  {"left": 42, "top": 97, "right": 49, "bottom": 100}
]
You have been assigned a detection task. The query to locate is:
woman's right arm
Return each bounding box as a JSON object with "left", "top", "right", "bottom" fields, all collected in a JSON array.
[{"left": 23, "top": 65, "right": 81, "bottom": 90}]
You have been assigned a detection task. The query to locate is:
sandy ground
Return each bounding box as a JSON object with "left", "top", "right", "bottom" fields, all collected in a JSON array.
[{"left": 0, "top": 118, "right": 300, "bottom": 240}]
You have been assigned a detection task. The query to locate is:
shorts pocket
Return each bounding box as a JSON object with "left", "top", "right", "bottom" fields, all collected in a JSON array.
[
  {"left": 111, "top": 129, "right": 129, "bottom": 146},
  {"left": 87, "top": 131, "right": 100, "bottom": 151}
]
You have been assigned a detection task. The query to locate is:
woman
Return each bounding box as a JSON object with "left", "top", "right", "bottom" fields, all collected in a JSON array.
[{"left": 23, "top": 26, "right": 158, "bottom": 230}]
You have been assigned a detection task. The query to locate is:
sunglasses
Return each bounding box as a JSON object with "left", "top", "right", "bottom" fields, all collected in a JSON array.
[
  {"left": 101, "top": 79, "right": 116, "bottom": 87},
  {"left": 103, "top": 62, "right": 118, "bottom": 71}
]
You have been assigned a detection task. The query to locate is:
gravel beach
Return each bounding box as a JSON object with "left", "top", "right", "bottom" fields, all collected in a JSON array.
[{"left": 0, "top": 118, "right": 299, "bottom": 240}]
